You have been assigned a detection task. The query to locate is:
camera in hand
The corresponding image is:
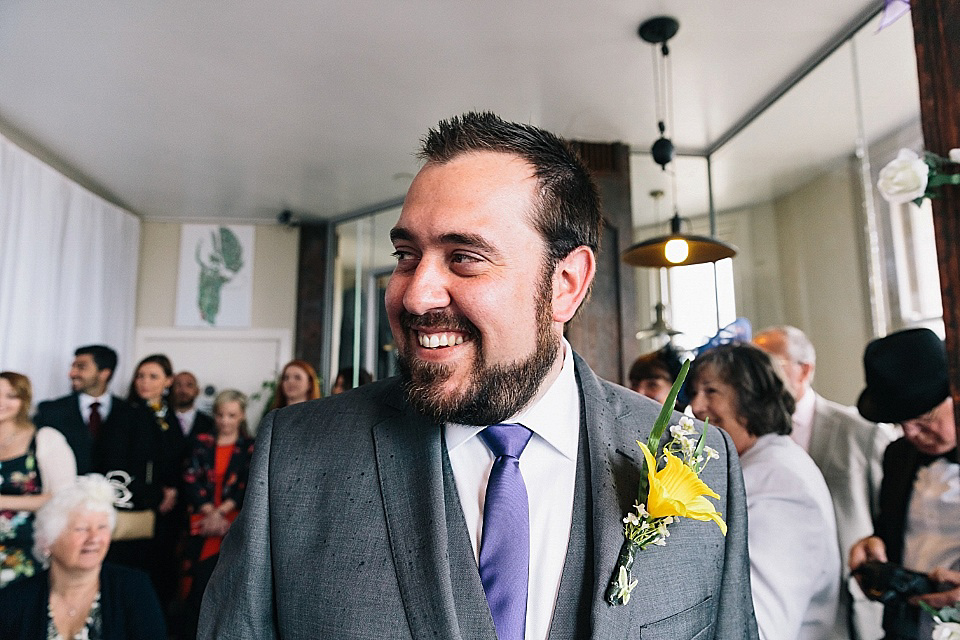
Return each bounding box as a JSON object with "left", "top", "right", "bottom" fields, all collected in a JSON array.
[{"left": 852, "top": 561, "right": 935, "bottom": 603}]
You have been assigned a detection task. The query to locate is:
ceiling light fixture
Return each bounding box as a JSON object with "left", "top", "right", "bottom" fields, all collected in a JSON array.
[{"left": 621, "top": 16, "right": 737, "bottom": 269}]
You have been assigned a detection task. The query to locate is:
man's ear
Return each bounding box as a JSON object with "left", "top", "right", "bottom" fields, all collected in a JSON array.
[
  {"left": 551, "top": 246, "right": 596, "bottom": 323},
  {"left": 799, "top": 362, "right": 815, "bottom": 387}
]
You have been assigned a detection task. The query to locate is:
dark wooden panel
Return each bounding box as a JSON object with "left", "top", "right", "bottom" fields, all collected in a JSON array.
[
  {"left": 294, "top": 222, "right": 330, "bottom": 371},
  {"left": 565, "top": 141, "right": 636, "bottom": 386},
  {"left": 911, "top": 1, "right": 960, "bottom": 454}
]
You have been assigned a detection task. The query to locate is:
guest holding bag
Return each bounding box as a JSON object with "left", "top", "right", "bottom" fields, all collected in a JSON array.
[
  {"left": 0, "top": 474, "right": 165, "bottom": 639},
  {"left": 0, "top": 371, "right": 76, "bottom": 589},
  {"left": 179, "top": 390, "right": 254, "bottom": 636}
]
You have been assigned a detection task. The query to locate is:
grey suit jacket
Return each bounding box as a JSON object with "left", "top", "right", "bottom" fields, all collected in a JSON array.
[
  {"left": 807, "top": 393, "right": 892, "bottom": 640},
  {"left": 198, "top": 354, "right": 757, "bottom": 639}
]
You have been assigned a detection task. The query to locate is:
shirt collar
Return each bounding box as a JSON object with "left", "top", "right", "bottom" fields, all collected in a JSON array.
[
  {"left": 445, "top": 338, "right": 579, "bottom": 461},
  {"left": 79, "top": 391, "right": 112, "bottom": 414},
  {"left": 793, "top": 386, "right": 816, "bottom": 431}
]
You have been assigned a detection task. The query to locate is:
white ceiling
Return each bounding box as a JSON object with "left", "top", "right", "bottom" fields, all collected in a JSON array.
[{"left": 0, "top": 1, "right": 918, "bottom": 229}]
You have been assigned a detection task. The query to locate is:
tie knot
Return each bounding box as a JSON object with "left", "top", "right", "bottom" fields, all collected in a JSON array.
[
  {"left": 91, "top": 401, "right": 100, "bottom": 409},
  {"left": 480, "top": 423, "right": 532, "bottom": 459}
]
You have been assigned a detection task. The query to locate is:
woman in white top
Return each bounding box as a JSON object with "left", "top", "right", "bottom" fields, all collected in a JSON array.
[
  {"left": 0, "top": 371, "right": 77, "bottom": 588},
  {"left": 688, "top": 344, "right": 839, "bottom": 640}
]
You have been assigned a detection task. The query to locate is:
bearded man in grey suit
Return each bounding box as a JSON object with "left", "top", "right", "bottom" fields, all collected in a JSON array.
[
  {"left": 199, "top": 113, "right": 758, "bottom": 639},
  {"left": 755, "top": 326, "right": 894, "bottom": 640}
]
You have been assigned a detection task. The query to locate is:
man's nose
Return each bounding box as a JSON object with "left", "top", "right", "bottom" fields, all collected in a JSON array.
[
  {"left": 402, "top": 260, "right": 451, "bottom": 315},
  {"left": 901, "top": 420, "right": 921, "bottom": 438}
]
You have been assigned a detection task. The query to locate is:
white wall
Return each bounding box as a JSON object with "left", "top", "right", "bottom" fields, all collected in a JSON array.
[
  {"left": 737, "top": 159, "right": 874, "bottom": 405},
  {"left": 134, "top": 221, "right": 300, "bottom": 429}
]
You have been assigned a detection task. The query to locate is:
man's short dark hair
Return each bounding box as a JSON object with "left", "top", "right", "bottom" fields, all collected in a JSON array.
[
  {"left": 75, "top": 344, "right": 118, "bottom": 381},
  {"left": 689, "top": 343, "right": 795, "bottom": 438},
  {"left": 419, "top": 112, "right": 602, "bottom": 268}
]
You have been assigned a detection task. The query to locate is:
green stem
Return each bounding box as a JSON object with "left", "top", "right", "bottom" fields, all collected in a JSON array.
[{"left": 605, "top": 540, "right": 638, "bottom": 605}]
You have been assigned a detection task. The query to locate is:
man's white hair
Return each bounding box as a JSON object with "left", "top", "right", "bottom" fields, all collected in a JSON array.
[
  {"left": 33, "top": 473, "right": 117, "bottom": 565},
  {"left": 775, "top": 325, "right": 817, "bottom": 367}
]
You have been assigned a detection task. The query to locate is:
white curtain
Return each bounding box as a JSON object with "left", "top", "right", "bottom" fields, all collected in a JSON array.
[{"left": 0, "top": 133, "right": 140, "bottom": 406}]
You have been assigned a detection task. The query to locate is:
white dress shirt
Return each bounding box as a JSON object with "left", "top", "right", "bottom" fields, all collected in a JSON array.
[
  {"left": 176, "top": 407, "right": 197, "bottom": 435},
  {"left": 79, "top": 392, "right": 112, "bottom": 423},
  {"left": 790, "top": 388, "right": 816, "bottom": 452},
  {"left": 903, "top": 458, "right": 960, "bottom": 573},
  {"left": 446, "top": 340, "right": 579, "bottom": 640}
]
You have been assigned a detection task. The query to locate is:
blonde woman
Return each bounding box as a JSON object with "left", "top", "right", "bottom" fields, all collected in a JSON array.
[{"left": 0, "top": 371, "right": 76, "bottom": 589}]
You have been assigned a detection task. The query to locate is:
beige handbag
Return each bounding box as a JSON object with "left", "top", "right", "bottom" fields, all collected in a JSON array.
[{"left": 112, "top": 509, "right": 156, "bottom": 541}]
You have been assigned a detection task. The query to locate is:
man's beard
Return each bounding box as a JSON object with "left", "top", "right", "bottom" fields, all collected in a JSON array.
[{"left": 396, "top": 279, "right": 560, "bottom": 426}]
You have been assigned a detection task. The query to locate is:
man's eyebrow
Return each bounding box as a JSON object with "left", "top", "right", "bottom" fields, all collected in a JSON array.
[
  {"left": 390, "top": 227, "right": 412, "bottom": 243},
  {"left": 438, "top": 232, "right": 497, "bottom": 254},
  {"left": 389, "top": 227, "right": 499, "bottom": 256}
]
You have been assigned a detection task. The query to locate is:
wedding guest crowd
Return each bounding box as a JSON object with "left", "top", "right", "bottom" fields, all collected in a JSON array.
[
  {"left": 3, "top": 343, "right": 304, "bottom": 639},
  {"left": 13, "top": 320, "right": 960, "bottom": 640}
]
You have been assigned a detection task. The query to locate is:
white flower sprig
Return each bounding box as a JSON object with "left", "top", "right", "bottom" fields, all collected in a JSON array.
[
  {"left": 877, "top": 148, "right": 960, "bottom": 206},
  {"left": 920, "top": 601, "right": 960, "bottom": 640},
  {"left": 605, "top": 361, "right": 727, "bottom": 606}
]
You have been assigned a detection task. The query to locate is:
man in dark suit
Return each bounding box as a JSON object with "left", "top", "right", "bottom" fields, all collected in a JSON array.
[
  {"left": 35, "top": 345, "right": 133, "bottom": 475},
  {"left": 200, "top": 113, "right": 757, "bottom": 639},
  {"left": 34, "top": 344, "right": 167, "bottom": 569},
  {"left": 849, "top": 328, "right": 960, "bottom": 640},
  {"left": 171, "top": 371, "right": 215, "bottom": 440}
]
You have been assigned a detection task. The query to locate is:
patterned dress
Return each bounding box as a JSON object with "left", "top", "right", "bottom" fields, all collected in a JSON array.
[
  {"left": 47, "top": 593, "right": 102, "bottom": 639},
  {"left": 0, "top": 435, "right": 41, "bottom": 588}
]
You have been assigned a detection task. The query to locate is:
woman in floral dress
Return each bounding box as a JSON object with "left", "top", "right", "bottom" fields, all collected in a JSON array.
[
  {"left": 0, "top": 372, "right": 76, "bottom": 588},
  {"left": 178, "top": 389, "right": 254, "bottom": 636}
]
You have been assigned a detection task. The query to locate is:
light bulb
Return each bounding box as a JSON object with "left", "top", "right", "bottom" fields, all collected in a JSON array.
[{"left": 664, "top": 238, "right": 689, "bottom": 264}]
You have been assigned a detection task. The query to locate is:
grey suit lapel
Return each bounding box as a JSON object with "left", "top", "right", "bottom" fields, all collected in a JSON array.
[
  {"left": 548, "top": 418, "right": 593, "bottom": 639},
  {"left": 574, "top": 354, "right": 644, "bottom": 638},
  {"left": 373, "top": 399, "right": 463, "bottom": 640},
  {"left": 807, "top": 394, "right": 833, "bottom": 467},
  {"left": 440, "top": 433, "right": 498, "bottom": 639}
]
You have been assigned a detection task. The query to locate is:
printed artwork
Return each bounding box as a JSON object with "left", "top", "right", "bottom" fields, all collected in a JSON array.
[{"left": 175, "top": 225, "right": 254, "bottom": 328}]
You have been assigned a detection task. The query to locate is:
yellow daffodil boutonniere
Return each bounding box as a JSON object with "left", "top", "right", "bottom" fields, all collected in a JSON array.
[{"left": 605, "top": 360, "right": 727, "bottom": 606}]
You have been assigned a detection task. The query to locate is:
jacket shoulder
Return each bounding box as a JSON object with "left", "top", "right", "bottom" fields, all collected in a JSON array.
[{"left": 36, "top": 394, "right": 76, "bottom": 412}]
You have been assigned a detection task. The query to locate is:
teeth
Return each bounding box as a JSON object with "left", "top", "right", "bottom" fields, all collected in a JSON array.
[{"left": 418, "top": 332, "right": 465, "bottom": 349}]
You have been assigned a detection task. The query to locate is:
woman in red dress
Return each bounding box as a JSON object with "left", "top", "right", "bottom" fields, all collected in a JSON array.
[{"left": 179, "top": 389, "right": 254, "bottom": 635}]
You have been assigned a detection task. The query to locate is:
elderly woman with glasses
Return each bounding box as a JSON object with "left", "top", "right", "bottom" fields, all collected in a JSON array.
[{"left": 0, "top": 474, "right": 165, "bottom": 639}]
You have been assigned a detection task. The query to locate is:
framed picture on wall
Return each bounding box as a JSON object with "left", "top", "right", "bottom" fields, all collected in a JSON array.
[{"left": 175, "top": 224, "right": 255, "bottom": 328}]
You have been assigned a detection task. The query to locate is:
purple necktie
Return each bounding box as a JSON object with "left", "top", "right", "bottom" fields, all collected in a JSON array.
[{"left": 479, "top": 423, "right": 533, "bottom": 640}]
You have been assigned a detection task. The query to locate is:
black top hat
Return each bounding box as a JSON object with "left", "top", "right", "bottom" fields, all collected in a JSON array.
[{"left": 857, "top": 328, "right": 949, "bottom": 423}]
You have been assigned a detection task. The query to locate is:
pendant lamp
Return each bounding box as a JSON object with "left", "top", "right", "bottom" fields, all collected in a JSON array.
[{"left": 621, "top": 16, "right": 738, "bottom": 269}]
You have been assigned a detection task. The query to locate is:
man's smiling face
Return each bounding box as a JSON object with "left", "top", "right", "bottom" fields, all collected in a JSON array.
[{"left": 385, "top": 151, "right": 563, "bottom": 425}]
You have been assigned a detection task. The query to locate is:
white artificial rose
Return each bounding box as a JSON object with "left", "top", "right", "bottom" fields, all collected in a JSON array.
[
  {"left": 877, "top": 149, "right": 929, "bottom": 204},
  {"left": 933, "top": 621, "right": 960, "bottom": 640},
  {"left": 950, "top": 148, "right": 960, "bottom": 164}
]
